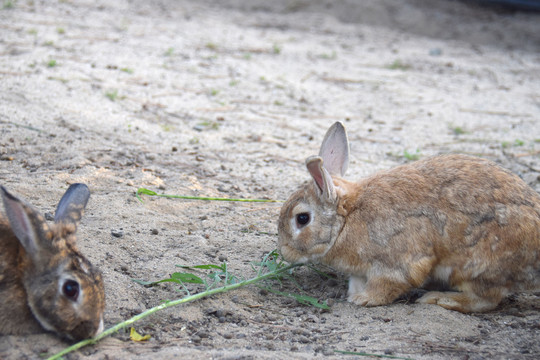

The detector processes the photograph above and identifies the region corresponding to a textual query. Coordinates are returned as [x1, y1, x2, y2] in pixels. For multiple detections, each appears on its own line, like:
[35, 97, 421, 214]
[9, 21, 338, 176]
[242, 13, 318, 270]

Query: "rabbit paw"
[348, 293, 391, 307]
[417, 291, 499, 313]
[348, 276, 410, 307]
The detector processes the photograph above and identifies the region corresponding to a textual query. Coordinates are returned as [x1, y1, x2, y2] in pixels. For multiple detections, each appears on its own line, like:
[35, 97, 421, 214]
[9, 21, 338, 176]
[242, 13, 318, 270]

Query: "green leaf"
[170, 272, 204, 284]
[131, 272, 204, 286]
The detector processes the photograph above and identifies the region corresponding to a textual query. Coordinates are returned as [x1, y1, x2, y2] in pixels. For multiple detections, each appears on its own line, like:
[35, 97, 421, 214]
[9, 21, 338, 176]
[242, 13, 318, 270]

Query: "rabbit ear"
[54, 183, 90, 225]
[0, 186, 51, 258]
[306, 156, 337, 203]
[319, 122, 349, 176]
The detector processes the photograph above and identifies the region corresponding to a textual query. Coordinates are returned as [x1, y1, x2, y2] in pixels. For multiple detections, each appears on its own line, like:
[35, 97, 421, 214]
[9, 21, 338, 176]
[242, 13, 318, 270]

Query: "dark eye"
[62, 280, 80, 301]
[296, 212, 310, 227]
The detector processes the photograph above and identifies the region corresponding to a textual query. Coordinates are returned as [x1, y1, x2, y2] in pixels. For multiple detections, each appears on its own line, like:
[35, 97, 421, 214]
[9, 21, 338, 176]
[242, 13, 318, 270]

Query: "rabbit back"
[323, 154, 540, 311]
[0, 218, 44, 335]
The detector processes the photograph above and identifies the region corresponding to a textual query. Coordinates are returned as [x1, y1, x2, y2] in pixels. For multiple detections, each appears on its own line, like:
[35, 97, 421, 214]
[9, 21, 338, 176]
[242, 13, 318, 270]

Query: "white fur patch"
[432, 265, 452, 284]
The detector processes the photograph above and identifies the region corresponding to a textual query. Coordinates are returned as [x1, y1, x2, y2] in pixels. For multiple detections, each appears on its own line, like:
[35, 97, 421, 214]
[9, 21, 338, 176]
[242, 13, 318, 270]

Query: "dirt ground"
[1, 0, 539, 359]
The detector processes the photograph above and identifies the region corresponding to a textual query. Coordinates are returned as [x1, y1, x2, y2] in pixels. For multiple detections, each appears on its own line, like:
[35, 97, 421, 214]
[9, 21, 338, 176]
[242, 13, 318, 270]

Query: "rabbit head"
[0, 184, 105, 341]
[278, 122, 353, 264]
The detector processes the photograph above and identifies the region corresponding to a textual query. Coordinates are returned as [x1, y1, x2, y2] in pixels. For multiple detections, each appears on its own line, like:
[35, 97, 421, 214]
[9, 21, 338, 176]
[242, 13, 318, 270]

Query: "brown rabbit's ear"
[0, 186, 52, 258]
[54, 183, 90, 226]
[306, 156, 337, 203]
[319, 121, 349, 176]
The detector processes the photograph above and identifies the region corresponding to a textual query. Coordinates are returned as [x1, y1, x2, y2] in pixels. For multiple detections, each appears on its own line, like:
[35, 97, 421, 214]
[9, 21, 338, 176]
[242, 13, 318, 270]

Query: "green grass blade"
[334, 350, 415, 360]
[136, 187, 283, 203]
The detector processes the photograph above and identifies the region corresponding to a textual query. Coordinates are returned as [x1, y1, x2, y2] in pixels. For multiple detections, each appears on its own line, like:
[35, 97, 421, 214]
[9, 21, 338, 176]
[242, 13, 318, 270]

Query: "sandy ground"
[0, 0, 539, 359]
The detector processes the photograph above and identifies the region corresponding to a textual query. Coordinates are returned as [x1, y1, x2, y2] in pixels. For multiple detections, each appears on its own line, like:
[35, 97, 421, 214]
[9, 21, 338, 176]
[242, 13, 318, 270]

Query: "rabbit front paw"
[348, 275, 410, 307]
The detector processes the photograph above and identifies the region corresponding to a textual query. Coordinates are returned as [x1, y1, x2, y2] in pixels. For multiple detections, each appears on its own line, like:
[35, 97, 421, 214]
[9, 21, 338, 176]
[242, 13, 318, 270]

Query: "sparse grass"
[272, 43, 282, 54]
[209, 89, 219, 96]
[502, 139, 525, 148]
[451, 126, 466, 136]
[160, 124, 173, 132]
[47, 250, 321, 360]
[2, 0, 15, 9]
[164, 47, 174, 56]
[319, 51, 337, 60]
[193, 120, 220, 132]
[47, 76, 68, 83]
[44, 40, 54, 46]
[120, 67, 133, 74]
[56, 27, 65, 34]
[403, 149, 421, 161]
[205, 42, 217, 50]
[387, 59, 411, 71]
[105, 89, 119, 101]
[47, 59, 57, 67]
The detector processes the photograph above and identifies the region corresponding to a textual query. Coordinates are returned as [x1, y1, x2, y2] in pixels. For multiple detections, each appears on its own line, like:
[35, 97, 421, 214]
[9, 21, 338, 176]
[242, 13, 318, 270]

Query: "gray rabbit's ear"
[319, 122, 349, 176]
[1, 186, 51, 258]
[306, 156, 337, 203]
[54, 183, 90, 225]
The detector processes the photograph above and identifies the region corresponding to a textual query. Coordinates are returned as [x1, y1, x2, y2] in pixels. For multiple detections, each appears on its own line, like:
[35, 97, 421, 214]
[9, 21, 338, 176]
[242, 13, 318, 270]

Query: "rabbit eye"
[296, 213, 310, 227]
[62, 280, 80, 301]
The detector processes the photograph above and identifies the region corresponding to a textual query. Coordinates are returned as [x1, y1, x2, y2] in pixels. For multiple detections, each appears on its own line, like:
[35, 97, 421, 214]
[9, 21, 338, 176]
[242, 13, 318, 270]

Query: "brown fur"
[0, 185, 105, 340]
[278, 122, 540, 313]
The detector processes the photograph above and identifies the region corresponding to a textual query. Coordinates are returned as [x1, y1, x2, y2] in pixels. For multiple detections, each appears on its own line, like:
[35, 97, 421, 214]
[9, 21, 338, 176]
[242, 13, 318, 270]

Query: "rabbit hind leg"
[417, 286, 505, 313]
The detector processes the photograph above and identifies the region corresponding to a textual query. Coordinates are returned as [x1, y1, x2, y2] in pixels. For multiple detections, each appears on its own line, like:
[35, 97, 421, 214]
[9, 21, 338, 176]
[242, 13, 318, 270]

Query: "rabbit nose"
[70, 318, 103, 341]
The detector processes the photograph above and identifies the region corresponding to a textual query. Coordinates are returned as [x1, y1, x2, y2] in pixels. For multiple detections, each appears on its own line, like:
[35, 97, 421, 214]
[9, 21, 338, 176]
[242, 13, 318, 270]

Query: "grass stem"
[136, 187, 283, 203]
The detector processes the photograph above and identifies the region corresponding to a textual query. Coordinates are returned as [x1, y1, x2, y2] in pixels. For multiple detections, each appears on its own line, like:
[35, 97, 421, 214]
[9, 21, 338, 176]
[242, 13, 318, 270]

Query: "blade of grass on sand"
[136, 187, 283, 203]
[334, 350, 415, 360]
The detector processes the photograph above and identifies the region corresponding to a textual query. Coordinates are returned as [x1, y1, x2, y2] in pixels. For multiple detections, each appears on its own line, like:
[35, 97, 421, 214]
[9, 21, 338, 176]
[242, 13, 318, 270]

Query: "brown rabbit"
[0, 184, 105, 340]
[278, 122, 540, 313]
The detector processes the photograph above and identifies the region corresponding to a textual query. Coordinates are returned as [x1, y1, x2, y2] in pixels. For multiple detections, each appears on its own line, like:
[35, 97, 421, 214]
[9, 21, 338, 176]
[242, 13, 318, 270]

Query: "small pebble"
[44, 212, 54, 221]
[150, 228, 159, 235]
[218, 255, 228, 262]
[111, 229, 124, 238]
[322, 348, 334, 356]
[191, 335, 201, 343]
